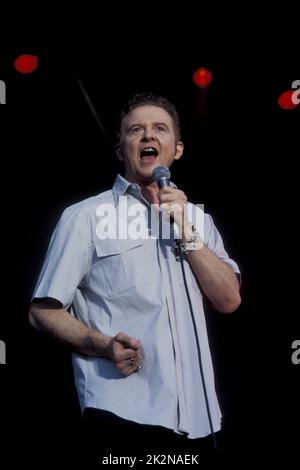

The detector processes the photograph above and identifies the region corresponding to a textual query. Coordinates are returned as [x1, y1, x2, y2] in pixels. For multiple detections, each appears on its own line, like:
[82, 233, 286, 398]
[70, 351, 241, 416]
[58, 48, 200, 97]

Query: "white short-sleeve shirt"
[33, 175, 240, 439]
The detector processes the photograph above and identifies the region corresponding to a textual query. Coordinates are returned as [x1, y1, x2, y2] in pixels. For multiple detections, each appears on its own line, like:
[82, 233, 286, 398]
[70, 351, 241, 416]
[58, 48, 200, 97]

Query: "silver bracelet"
[179, 225, 201, 254]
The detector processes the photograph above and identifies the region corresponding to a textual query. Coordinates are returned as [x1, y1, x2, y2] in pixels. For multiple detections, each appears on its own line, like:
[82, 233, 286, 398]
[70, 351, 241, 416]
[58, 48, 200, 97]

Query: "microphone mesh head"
[152, 166, 171, 183]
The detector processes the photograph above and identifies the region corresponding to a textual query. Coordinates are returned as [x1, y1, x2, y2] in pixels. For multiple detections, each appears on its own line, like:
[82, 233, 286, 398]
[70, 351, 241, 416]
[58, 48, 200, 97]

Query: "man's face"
[118, 105, 184, 183]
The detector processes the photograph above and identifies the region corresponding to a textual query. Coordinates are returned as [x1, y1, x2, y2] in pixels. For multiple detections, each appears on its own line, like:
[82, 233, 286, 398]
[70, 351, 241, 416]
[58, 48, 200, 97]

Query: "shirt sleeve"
[204, 213, 240, 275]
[187, 203, 240, 275]
[32, 205, 93, 309]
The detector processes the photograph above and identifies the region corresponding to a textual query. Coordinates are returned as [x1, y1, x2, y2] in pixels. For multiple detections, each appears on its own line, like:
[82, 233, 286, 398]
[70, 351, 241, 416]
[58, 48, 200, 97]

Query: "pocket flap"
[95, 238, 144, 257]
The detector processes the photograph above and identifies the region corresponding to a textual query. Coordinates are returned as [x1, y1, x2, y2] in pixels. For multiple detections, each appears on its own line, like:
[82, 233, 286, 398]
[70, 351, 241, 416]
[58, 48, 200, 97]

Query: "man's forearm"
[29, 302, 112, 357]
[182, 225, 241, 313]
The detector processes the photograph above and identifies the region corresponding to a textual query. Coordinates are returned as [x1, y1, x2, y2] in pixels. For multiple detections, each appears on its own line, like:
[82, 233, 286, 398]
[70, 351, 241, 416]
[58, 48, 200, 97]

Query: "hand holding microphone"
[152, 166, 189, 235]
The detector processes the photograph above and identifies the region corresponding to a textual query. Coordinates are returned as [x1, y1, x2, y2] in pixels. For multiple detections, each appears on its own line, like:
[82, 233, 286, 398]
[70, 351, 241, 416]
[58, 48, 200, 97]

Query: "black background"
[1, 27, 299, 466]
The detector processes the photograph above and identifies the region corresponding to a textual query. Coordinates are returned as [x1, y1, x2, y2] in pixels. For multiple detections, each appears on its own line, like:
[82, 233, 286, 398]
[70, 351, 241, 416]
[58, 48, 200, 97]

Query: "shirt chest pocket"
[92, 238, 149, 297]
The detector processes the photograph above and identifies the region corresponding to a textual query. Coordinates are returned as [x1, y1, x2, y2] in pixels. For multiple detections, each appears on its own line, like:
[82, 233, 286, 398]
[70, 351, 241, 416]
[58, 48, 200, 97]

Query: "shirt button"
[130, 184, 140, 193]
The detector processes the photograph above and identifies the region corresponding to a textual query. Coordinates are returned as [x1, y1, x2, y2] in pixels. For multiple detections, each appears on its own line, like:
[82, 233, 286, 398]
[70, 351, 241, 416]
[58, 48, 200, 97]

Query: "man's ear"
[115, 144, 123, 161]
[174, 141, 184, 160]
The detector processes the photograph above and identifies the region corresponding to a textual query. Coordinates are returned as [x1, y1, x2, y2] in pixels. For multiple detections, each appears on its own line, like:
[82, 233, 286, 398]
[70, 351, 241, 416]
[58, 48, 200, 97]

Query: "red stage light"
[278, 90, 298, 110]
[14, 54, 38, 74]
[193, 68, 212, 88]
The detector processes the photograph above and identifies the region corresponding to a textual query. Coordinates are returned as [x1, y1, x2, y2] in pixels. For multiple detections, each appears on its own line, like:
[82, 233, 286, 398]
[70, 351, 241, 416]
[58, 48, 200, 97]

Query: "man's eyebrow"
[127, 122, 170, 130]
[153, 122, 169, 127]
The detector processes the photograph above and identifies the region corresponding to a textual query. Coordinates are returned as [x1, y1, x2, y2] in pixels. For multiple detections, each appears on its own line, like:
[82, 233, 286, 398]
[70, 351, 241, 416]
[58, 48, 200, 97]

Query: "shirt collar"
[112, 173, 177, 206]
[113, 174, 136, 205]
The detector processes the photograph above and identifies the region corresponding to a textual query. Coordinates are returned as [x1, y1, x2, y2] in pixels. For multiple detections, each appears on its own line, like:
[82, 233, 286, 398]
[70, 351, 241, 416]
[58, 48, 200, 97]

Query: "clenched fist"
[107, 332, 143, 376]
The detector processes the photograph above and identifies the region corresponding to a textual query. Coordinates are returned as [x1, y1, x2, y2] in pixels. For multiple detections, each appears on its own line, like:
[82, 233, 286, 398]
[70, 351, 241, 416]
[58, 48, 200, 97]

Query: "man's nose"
[141, 127, 155, 141]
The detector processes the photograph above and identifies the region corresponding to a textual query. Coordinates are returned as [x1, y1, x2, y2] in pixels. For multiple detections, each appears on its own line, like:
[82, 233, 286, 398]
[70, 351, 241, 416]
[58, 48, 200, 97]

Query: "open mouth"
[140, 147, 158, 161]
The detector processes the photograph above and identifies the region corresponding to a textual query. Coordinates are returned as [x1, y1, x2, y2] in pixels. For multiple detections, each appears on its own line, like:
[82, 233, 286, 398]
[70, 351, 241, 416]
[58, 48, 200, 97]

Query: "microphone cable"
[174, 237, 218, 451]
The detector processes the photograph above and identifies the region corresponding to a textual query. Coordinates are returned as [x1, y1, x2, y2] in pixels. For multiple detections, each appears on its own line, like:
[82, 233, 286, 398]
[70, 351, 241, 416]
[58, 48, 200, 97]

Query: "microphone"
[152, 166, 181, 239]
[152, 166, 171, 188]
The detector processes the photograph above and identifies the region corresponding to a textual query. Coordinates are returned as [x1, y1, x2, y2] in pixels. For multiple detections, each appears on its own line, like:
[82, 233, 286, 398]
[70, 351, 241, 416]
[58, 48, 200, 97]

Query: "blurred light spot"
[193, 67, 212, 88]
[278, 90, 298, 110]
[14, 54, 38, 74]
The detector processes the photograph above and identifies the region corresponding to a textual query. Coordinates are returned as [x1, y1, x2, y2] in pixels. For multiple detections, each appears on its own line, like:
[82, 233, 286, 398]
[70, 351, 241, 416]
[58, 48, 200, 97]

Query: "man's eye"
[157, 126, 166, 132]
[131, 127, 142, 134]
